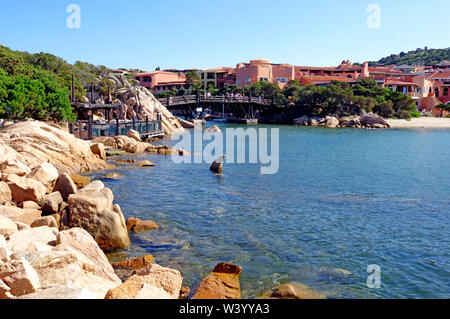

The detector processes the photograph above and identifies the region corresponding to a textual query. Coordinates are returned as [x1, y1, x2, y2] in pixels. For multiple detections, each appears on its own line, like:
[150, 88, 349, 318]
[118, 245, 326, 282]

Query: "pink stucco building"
[235, 59, 295, 89]
[134, 71, 190, 94]
[235, 59, 367, 89]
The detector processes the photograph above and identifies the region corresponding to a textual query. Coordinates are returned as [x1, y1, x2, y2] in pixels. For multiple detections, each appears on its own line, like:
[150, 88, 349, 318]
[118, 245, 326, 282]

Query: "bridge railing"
[157, 95, 273, 107]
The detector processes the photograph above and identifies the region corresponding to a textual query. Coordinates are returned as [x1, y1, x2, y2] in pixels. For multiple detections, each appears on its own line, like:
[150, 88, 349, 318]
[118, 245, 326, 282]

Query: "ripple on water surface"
[91, 125, 450, 298]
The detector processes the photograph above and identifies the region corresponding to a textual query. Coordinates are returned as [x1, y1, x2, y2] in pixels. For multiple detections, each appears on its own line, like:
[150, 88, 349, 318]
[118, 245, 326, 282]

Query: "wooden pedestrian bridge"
[158, 94, 274, 108]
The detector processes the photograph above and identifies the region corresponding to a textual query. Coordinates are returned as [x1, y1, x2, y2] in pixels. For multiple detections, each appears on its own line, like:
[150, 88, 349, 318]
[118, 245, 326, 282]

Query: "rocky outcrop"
[1, 225, 123, 299]
[135, 160, 156, 167]
[99, 72, 184, 135]
[92, 137, 118, 149]
[204, 125, 221, 133]
[94, 135, 190, 158]
[111, 255, 154, 270]
[210, 155, 226, 174]
[126, 217, 159, 232]
[192, 262, 242, 299]
[105, 264, 183, 299]
[18, 249, 117, 299]
[293, 113, 390, 129]
[359, 113, 391, 128]
[104, 172, 124, 180]
[90, 143, 106, 160]
[0, 120, 108, 173]
[114, 85, 184, 135]
[179, 286, 190, 299]
[68, 181, 130, 250]
[269, 282, 325, 299]
[127, 129, 141, 142]
[177, 117, 195, 129]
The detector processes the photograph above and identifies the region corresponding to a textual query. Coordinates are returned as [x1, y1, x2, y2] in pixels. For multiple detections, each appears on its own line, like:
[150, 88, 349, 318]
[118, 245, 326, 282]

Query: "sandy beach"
[386, 117, 450, 129]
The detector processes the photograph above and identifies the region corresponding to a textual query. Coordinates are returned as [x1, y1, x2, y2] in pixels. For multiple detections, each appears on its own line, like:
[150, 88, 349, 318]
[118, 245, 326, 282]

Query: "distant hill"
[368, 47, 450, 66]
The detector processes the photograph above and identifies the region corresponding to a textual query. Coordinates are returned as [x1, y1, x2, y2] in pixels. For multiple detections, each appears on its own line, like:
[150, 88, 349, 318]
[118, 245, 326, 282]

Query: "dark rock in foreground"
[191, 262, 242, 299]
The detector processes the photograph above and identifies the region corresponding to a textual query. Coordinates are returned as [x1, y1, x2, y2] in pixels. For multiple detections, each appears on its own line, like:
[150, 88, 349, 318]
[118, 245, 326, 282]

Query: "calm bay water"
[91, 124, 450, 299]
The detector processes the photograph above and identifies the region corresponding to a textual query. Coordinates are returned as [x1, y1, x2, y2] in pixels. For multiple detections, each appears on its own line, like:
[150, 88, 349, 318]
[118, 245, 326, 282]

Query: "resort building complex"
[134, 58, 450, 115]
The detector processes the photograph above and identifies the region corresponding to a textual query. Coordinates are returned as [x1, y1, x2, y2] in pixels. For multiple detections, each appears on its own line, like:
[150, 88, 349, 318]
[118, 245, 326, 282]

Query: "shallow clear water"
[90, 124, 450, 299]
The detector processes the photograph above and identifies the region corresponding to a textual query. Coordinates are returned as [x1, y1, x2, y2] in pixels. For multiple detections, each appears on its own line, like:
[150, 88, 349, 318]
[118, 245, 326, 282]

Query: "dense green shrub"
[282, 79, 417, 119]
[0, 45, 77, 122]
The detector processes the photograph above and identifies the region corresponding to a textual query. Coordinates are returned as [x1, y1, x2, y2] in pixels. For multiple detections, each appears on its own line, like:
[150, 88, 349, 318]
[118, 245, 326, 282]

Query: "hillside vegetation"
[369, 47, 450, 66]
[0, 45, 108, 121]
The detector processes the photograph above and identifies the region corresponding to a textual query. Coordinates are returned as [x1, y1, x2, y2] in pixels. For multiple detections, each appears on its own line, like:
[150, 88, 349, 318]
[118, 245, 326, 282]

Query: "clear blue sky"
[1, 0, 449, 71]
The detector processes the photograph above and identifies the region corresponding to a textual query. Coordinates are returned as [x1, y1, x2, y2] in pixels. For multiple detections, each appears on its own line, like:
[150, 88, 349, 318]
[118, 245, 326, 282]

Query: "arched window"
[435, 87, 440, 96]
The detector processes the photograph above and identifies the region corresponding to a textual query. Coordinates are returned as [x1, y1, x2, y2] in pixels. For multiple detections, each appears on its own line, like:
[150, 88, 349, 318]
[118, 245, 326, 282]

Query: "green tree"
[185, 71, 201, 86]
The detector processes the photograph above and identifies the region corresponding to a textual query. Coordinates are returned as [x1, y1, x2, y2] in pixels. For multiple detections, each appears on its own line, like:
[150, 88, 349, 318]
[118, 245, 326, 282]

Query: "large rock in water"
[68, 181, 129, 250]
[192, 262, 242, 299]
[204, 125, 221, 133]
[127, 129, 141, 142]
[293, 116, 310, 126]
[105, 264, 183, 299]
[176, 117, 195, 129]
[111, 255, 154, 270]
[210, 155, 226, 174]
[126, 217, 159, 232]
[1, 120, 108, 173]
[270, 282, 325, 299]
[359, 113, 390, 128]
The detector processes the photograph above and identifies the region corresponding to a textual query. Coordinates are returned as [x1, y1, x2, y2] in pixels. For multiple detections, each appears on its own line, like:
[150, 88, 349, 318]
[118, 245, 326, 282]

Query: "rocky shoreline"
[0, 119, 227, 299]
[0, 119, 325, 300]
[293, 113, 390, 129]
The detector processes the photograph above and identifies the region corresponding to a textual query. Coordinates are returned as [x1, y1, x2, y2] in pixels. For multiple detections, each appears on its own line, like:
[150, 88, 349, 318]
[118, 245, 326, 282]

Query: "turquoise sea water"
[92, 124, 450, 299]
